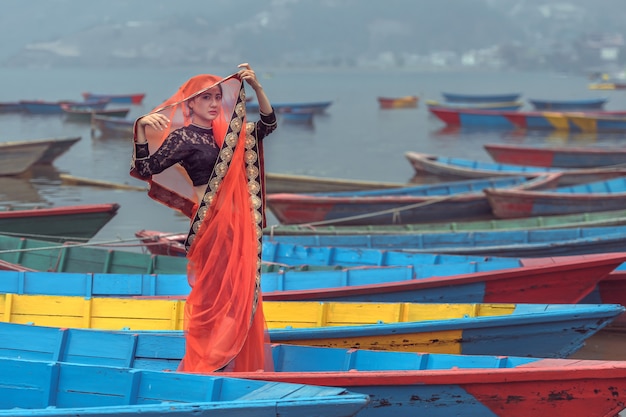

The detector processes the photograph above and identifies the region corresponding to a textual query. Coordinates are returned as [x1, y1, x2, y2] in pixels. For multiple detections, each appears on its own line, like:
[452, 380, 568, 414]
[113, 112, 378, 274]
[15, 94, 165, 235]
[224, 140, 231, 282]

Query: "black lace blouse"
[134, 111, 277, 186]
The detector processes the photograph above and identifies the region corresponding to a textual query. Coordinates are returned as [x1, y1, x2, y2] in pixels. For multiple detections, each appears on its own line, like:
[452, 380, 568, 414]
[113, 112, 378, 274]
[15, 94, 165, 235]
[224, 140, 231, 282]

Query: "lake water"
[2, 66, 626, 370]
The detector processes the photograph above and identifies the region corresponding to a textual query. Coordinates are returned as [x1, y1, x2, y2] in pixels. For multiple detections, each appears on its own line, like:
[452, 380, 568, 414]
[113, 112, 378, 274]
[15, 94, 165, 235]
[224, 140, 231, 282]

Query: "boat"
[267, 223, 626, 257]
[0, 293, 620, 357]
[19, 98, 109, 114]
[265, 175, 560, 226]
[263, 208, 626, 235]
[61, 104, 130, 122]
[0, 233, 397, 273]
[429, 107, 626, 130]
[0, 139, 52, 175]
[429, 107, 516, 128]
[4, 324, 626, 417]
[90, 113, 134, 136]
[0, 356, 368, 417]
[248, 100, 333, 114]
[404, 151, 626, 185]
[589, 81, 626, 90]
[265, 172, 407, 193]
[425, 99, 523, 111]
[81, 91, 146, 104]
[485, 176, 626, 219]
[484, 142, 626, 168]
[377, 95, 419, 109]
[26, 136, 81, 164]
[528, 97, 608, 110]
[441, 92, 521, 103]
[5, 252, 624, 305]
[0, 203, 120, 243]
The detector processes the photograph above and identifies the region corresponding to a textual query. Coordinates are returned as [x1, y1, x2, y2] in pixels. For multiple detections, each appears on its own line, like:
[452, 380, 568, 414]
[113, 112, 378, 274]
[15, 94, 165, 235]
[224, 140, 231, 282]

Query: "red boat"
[377, 95, 419, 109]
[81, 92, 146, 105]
[484, 142, 626, 168]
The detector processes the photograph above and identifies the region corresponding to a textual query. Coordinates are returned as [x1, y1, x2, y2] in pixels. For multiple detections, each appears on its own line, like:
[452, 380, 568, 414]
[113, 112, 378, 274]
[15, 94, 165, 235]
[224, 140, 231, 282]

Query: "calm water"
[2, 66, 626, 369]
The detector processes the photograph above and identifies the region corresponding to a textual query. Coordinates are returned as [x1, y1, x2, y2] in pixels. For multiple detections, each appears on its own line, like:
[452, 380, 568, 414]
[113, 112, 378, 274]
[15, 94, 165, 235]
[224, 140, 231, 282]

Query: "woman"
[131, 63, 277, 373]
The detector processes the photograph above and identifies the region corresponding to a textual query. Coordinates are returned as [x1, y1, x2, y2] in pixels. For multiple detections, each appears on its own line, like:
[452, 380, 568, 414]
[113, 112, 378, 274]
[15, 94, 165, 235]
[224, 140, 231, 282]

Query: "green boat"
[263, 208, 626, 235]
[0, 234, 344, 274]
[0, 203, 120, 243]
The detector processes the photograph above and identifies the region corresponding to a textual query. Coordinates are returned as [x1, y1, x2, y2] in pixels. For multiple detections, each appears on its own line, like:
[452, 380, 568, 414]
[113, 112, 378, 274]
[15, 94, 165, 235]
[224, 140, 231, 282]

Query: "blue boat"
[0, 356, 368, 417]
[405, 151, 626, 185]
[266, 223, 626, 257]
[529, 97, 608, 110]
[3, 322, 626, 417]
[426, 99, 524, 111]
[247, 100, 332, 114]
[441, 92, 521, 103]
[19, 98, 109, 114]
[0, 293, 619, 358]
[1, 251, 623, 304]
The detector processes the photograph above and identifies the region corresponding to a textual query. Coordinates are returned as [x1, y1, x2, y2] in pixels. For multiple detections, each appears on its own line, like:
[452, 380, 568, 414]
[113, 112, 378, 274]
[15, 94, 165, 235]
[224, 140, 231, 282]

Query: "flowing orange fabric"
[130, 73, 272, 373]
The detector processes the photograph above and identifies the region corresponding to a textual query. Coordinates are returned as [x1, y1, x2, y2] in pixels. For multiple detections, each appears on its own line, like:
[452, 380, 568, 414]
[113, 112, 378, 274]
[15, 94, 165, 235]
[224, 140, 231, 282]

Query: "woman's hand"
[237, 63, 263, 91]
[138, 113, 170, 131]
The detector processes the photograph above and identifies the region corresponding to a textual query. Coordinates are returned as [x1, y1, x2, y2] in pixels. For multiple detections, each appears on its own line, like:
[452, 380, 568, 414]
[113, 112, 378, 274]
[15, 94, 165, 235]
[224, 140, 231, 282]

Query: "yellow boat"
[0, 293, 620, 357]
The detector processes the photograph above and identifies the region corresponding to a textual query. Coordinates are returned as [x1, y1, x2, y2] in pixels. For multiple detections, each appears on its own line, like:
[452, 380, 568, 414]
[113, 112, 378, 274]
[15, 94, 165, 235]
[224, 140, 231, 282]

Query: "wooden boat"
[5, 252, 625, 305]
[0, 356, 368, 417]
[19, 98, 109, 114]
[429, 107, 516, 128]
[528, 97, 608, 110]
[404, 151, 626, 185]
[248, 100, 333, 114]
[265, 175, 560, 226]
[426, 99, 523, 111]
[265, 172, 407, 193]
[0, 233, 396, 273]
[4, 324, 626, 417]
[267, 224, 626, 257]
[0, 203, 120, 243]
[589, 81, 626, 90]
[0, 139, 51, 175]
[0, 293, 620, 357]
[26, 136, 81, 164]
[377, 95, 419, 109]
[485, 176, 626, 219]
[81, 91, 146, 104]
[441, 92, 521, 103]
[61, 104, 130, 122]
[484, 142, 626, 168]
[264, 208, 626, 235]
[90, 113, 134, 136]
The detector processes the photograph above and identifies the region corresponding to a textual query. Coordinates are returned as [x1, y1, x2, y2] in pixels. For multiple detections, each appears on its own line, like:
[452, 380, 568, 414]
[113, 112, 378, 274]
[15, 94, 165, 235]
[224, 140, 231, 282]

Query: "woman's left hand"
[237, 63, 262, 91]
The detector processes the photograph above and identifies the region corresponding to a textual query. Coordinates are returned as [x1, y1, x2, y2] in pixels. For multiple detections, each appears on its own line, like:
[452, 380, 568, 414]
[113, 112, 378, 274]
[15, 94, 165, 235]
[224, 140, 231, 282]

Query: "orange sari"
[130, 73, 271, 373]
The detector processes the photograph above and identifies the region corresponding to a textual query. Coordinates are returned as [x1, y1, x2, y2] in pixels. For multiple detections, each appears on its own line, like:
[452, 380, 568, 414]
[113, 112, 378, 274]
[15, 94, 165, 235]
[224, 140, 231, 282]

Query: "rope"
[0, 232, 186, 255]
[285, 192, 467, 228]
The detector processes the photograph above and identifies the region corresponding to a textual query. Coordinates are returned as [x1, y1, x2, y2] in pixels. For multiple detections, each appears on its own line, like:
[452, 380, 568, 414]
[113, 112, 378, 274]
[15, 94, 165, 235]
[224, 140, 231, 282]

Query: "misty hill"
[2, 0, 625, 70]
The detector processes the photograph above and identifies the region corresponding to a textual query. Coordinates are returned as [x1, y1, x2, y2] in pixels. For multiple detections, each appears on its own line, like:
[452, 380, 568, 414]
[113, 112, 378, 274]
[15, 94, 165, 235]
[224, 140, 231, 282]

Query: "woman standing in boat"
[131, 63, 277, 373]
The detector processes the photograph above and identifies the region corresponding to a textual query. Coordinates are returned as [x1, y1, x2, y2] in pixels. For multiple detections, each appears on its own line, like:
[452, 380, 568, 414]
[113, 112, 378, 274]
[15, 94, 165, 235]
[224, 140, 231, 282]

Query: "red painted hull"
[485, 143, 626, 168]
[378, 96, 419, 109]
[221, 361, 626, 417]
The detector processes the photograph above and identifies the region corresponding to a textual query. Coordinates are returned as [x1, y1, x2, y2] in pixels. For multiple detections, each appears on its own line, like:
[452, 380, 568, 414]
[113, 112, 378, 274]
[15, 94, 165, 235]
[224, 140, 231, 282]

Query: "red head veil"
[131, 73, 271, 373]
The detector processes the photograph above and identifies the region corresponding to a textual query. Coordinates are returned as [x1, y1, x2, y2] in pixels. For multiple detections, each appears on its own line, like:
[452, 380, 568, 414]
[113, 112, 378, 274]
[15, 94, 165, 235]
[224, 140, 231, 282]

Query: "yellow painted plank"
[0, 294, 514, 330]
[542, 112, 571, 130]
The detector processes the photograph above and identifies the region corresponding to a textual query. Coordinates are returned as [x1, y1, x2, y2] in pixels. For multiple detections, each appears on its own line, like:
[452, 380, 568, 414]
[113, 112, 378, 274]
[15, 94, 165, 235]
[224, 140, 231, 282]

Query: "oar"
[59, 174, 147, 191]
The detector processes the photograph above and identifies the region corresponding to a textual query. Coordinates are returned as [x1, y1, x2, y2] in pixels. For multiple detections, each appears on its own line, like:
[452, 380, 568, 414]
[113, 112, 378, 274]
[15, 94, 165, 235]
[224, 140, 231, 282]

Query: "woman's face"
[188, 85, 222, 126]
